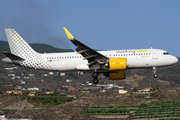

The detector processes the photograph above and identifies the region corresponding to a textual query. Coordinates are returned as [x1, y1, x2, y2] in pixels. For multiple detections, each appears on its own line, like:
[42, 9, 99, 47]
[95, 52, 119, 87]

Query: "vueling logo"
[136, 50, 148, 53]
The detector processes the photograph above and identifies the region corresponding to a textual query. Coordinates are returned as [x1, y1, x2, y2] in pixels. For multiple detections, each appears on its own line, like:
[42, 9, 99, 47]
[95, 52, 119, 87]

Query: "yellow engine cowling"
[109, 70, 125, 80]
[108, 58, 127, 71]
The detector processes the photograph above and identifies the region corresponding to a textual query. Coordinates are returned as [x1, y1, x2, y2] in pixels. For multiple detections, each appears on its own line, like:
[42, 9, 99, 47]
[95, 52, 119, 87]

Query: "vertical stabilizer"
[5, 29, 36, 56]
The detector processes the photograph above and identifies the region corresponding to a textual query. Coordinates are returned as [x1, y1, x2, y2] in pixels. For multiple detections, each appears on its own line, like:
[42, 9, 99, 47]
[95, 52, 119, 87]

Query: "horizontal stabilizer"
[3, 52, 24, 61]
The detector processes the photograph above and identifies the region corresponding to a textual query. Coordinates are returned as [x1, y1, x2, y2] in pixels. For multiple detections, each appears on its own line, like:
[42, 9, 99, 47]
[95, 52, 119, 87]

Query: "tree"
[131, 87, 138, 92]
[42, 88, 45, 91]
[139, 103, 148, 109]
[23, 91, 29, 95]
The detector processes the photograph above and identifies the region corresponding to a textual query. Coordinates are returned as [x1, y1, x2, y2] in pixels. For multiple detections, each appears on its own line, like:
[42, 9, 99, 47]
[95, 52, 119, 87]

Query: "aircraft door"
[152, 49, 158, 59]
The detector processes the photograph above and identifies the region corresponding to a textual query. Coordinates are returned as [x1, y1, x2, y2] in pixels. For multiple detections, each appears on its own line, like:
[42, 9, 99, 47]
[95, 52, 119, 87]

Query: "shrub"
[139, 103, 148, 109]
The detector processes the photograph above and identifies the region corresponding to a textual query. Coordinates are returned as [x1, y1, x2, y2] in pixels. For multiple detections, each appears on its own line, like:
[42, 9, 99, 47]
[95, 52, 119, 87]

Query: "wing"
[63, 27, 109, 70]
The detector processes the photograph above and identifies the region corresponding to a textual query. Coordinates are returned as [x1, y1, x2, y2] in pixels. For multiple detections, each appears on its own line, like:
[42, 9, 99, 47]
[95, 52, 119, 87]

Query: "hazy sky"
[0, 0, 180, 57]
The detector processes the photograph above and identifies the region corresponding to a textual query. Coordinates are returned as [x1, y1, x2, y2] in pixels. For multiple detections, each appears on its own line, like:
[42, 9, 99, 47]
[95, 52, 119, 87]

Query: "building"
[28, 88, 39, 91]
[60, 73, 65, 76]
[100, 90, 106, 92]
[7, 90, 22, 95]
[49, 72, 54, 75]
[144, 88, 153, 92]
[29, 74, 35, 77]
[15, 85, 22, 90]
[4, 68, 13, 70]
[45, 91, 54, 94]
[28, 93, 35, 96]
[8, 74, 15, 77]
[119, 89, 128, 94]
[43, 74, 48, 76]
[0, 111, 5, 119]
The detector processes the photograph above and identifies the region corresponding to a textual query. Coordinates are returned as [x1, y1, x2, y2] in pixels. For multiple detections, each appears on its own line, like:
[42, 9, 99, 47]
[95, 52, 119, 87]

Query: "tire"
[92, 72, 98, 78]
[153, 74, 158, 78]
[93, 78, 98, 84]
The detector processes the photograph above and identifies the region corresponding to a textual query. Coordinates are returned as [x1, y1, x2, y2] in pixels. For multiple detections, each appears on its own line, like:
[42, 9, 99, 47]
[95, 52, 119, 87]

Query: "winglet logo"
[15, 37, 18, 40]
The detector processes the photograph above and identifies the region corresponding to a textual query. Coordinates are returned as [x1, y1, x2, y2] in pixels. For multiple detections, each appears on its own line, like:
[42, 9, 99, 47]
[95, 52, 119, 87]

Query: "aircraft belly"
[66, 62, 76, 70]
[128, 57, 153, 68]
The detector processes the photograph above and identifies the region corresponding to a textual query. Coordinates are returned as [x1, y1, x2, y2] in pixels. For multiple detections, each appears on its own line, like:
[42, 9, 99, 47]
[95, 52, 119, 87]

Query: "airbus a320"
[2, 28, 178, 84]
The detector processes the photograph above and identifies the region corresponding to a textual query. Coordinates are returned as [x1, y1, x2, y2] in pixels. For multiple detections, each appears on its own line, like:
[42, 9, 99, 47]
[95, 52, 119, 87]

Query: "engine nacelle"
[109, 70, 125, 80]
[108, 58, 127, 71]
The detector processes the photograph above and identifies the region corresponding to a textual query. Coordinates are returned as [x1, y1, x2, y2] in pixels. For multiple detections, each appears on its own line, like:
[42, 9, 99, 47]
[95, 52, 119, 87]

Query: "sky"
[0, 0, 180, 57]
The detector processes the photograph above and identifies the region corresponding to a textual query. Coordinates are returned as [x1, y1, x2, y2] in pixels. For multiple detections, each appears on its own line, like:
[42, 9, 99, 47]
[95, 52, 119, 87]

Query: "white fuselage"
[29, 48, 178, 72]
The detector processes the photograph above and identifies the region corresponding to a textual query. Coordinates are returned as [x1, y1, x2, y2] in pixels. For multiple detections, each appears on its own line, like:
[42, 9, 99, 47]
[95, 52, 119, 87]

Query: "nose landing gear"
[153, 67, 158, 78]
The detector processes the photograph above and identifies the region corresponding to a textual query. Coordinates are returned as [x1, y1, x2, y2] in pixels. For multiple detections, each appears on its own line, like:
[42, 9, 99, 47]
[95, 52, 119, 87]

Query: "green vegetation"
[80, 100, 180, 119]
[0, 109, 17, 111]
[80, 108, 130, 115]
[139, 103, 148, 109]
[80, 105, 138, 115]
[131, 87, 138, 92]
[132, 100, 180, 119]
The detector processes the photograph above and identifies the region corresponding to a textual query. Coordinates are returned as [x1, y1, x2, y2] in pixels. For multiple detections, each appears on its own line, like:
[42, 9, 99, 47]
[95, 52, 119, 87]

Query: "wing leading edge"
[63, 27, 109, 69]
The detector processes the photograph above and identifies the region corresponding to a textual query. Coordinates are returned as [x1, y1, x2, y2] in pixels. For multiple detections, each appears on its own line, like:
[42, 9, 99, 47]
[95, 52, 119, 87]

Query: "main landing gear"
[153, 67, 158, 78]
[92, 72, 99, 84]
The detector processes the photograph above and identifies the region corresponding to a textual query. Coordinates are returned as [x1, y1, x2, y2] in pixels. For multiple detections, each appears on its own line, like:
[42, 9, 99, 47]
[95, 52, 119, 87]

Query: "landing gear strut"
[92, 72, 99, 84]
[153, 67, 158, 78]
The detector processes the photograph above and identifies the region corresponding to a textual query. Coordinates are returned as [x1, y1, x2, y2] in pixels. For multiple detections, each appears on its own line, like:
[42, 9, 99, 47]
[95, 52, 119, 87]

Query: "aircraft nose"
[171, 56, 178, 64]
[174, 57, 178, 63]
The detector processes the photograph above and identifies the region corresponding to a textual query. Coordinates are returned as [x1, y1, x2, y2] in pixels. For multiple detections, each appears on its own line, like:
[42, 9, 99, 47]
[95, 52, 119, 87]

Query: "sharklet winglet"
[63, 27, 74, 40]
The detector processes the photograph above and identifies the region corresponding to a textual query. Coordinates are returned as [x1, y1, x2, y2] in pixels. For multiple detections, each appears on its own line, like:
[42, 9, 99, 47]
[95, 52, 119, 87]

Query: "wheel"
[153, 74, 158, 78]
[93, 78, 98, 84]
[92, 72, 98, 78]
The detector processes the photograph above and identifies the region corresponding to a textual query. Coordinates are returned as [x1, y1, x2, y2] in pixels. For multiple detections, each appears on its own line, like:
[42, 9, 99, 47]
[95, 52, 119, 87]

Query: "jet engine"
[106, 58, 127, 70]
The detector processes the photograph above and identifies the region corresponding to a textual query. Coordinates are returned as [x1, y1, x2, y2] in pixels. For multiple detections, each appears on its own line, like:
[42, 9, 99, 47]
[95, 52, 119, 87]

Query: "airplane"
[2, 28, 178, 84]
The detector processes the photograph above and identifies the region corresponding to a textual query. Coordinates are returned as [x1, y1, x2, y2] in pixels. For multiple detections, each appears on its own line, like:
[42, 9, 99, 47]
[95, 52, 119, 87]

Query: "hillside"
[0, 40, 73, 59]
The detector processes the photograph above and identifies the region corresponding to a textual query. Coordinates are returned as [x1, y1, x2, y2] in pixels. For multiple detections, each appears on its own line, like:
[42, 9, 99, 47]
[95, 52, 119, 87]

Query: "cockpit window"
[163, 52, 169, 55]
